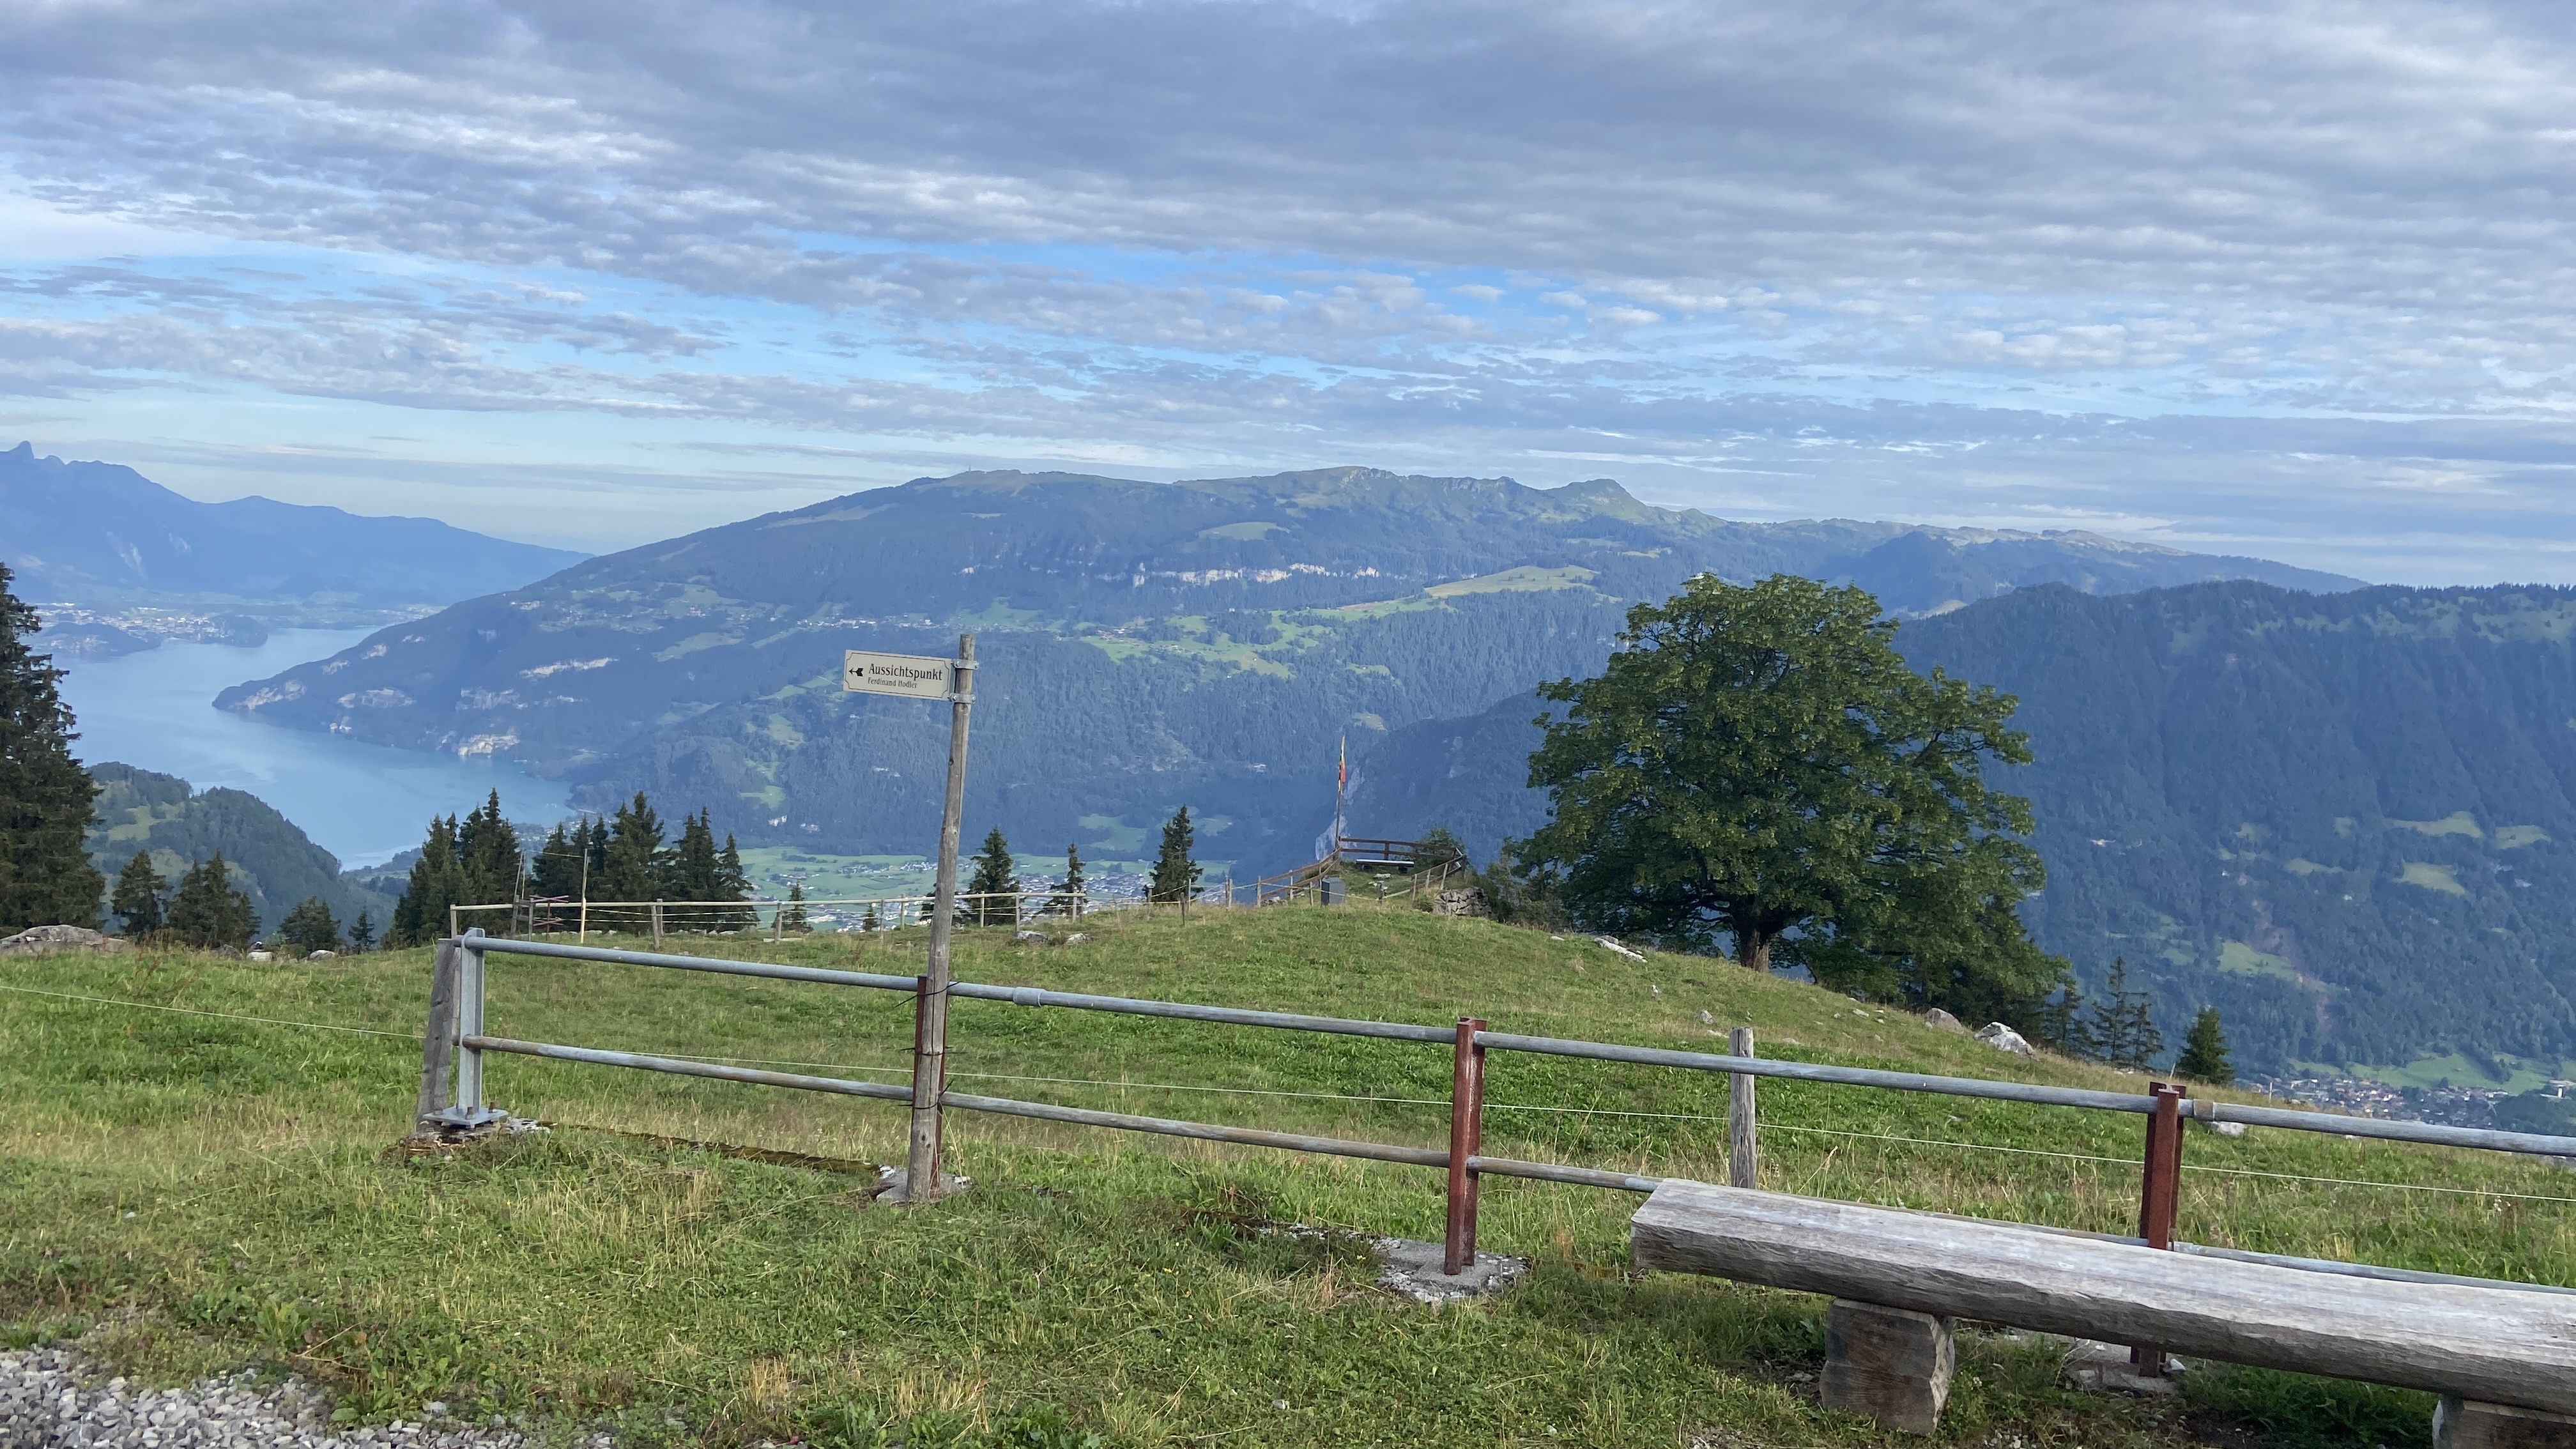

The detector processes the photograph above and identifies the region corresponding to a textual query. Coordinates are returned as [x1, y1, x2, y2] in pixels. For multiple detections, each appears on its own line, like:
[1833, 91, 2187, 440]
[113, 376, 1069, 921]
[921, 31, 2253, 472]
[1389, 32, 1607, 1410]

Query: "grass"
[6, 906, 2569, 1447]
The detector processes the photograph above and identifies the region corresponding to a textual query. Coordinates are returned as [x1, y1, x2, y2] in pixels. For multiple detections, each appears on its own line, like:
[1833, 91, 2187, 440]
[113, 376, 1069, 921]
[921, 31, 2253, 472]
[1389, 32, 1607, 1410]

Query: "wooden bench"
[1631, 1179, 2576, 1443]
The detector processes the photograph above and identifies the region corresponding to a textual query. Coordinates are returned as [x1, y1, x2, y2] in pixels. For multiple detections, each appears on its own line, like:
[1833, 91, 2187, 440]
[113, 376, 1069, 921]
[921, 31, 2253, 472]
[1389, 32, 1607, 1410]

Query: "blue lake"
[54, 629, 569, 868]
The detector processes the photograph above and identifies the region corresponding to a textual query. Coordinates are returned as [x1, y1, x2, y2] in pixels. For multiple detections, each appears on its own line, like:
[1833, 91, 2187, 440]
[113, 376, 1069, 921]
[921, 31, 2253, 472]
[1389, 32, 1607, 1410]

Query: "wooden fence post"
[415, 937, 461, 1128]
[2132, 1080, 2186, 1374]
[1445, 1016, 1488, 1274]
[1729, 1026, 1759, 1189]
[651, 899, 664, 949]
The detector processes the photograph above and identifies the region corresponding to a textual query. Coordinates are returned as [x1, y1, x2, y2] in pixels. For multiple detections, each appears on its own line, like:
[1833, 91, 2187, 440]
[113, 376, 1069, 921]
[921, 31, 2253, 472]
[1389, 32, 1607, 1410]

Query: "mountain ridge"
[208, 465, 2363, 876]
[0, 443, 588, 632]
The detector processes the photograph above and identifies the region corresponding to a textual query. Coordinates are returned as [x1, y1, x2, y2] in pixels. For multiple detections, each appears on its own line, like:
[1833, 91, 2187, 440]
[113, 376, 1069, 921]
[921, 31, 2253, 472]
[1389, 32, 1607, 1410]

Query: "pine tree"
[862, 900, 880, 933]
[2174, 1006, 2234, 1085]
[457, 790, 523, 905]
[529, 821, 585, 900]
[782, 880, 809, 933]
[599, 792, 667, 932]
[111, 849, 166, 937]
[717, 831, 756, 931]
[1149, 807, 1200, 905]
[670, 809, 723, 931]
[967, 826, 1017, 925]
[277, 896, 342, 956]
[348, 909, 376, 953]
[389, 815, 468, 947]
[2085, 957, 2165, 1071]
[165, 853, 255, 950]
[1054, 842, 1085, 919]
[0, 562, 104, 931]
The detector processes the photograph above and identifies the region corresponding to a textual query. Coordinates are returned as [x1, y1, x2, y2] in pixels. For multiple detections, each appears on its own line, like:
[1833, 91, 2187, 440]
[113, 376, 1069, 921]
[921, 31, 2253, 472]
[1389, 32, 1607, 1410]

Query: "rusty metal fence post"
[1445, 1016, 1487, 1274]
[1728, 1026, 1759, 1189]
[2132, 1080, 2186, 1373]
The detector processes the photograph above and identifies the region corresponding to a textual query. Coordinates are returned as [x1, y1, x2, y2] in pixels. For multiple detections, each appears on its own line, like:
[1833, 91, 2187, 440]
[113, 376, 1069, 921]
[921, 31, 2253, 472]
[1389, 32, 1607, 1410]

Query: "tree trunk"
[1737, 926, 1773, 972]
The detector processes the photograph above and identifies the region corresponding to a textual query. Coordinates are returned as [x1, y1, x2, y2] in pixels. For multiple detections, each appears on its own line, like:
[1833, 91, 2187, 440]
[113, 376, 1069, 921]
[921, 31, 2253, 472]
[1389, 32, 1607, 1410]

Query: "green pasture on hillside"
[4, 906, 2569, 1448]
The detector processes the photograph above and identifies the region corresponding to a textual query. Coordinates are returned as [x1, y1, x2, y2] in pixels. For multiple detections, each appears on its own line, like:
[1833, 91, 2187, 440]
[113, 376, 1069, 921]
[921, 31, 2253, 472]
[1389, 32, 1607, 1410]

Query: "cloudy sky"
[6, 1, 2576, 579]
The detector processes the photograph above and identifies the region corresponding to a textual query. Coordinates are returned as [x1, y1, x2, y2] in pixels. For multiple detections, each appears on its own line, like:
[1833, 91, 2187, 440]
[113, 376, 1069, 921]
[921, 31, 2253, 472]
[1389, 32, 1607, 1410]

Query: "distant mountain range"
[213, 465, 2360, 877]
[1, 442, 587, 650]
[86, 763, 395, 935]
[1349, 581, 2576, 1077]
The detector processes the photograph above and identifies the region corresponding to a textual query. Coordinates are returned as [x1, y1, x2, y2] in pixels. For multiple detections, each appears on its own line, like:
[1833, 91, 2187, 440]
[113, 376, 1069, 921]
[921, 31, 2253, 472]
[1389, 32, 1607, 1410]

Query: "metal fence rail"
[417, 928, 2576, 1291]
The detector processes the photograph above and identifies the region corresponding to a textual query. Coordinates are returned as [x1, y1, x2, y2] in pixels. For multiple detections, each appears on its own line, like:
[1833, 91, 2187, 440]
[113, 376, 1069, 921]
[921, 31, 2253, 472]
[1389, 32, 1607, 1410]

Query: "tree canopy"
[1149, 807, 1200, 904]
[0, 562, 103, 931]
[1520, 573, 2069, 1022]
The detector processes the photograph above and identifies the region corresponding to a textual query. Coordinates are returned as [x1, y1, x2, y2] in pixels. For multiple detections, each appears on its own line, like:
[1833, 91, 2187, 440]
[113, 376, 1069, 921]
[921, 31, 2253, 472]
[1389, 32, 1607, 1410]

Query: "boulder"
[1923, 1008, 1966, 1033]
[1975, 1022, 2035, 1057]
[307, 949, 336, 960]
[1595, 935, 1647, 963]
[0, 924, 128, 956]
[247, 949, 273, 962]
[1432, 887, 1492, 919]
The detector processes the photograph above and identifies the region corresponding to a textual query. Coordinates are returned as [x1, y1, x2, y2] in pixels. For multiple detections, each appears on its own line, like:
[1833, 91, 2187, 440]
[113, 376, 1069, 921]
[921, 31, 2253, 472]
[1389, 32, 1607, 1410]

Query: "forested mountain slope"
[215, 466, 2355, 873]
[84, 763, 394, 935]
[1349, 583, 2576, 1074]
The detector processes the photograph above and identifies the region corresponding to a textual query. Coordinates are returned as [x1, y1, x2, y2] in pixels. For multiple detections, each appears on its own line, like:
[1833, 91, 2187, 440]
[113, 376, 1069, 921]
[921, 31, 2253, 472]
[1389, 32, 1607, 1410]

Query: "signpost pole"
[906, 632, 976, 1203]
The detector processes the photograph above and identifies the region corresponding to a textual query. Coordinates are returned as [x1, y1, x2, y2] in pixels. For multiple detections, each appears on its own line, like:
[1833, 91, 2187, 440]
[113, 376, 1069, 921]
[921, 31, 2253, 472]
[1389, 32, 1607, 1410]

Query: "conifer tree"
[717, 830, 756, 931]
[2085, 957, 2165, 1070]
[670, 809, 723, 930]
[599, 792, 668, 931]
[111, 849, 166, 937]
[0, 562, 104, 931]
[348, 909, 376, 953]
[457, 791, 523, 904]
[277, 896, 342, 956]
[2174, 1006, 2234, 1085]
[1055, 843, 1085, 919]
[1149, 807, 1200, 905]
[782, 880, 808, 933]
[390, 815, 468, 947]
[967, 826, 1017, 924]
[165, 853, 255, 950]
[862, 900, 880, 933]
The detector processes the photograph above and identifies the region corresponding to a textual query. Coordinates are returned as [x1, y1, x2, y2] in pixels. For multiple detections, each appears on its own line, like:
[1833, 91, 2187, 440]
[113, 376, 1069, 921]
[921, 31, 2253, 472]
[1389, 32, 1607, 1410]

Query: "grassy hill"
[6, 906, 2564, 1447]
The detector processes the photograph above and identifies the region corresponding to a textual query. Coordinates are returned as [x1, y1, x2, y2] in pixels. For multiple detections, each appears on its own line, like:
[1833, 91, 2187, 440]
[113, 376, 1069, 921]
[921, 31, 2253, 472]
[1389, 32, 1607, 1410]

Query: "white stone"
[1975, 1022, 2035, 1057]
[1923, 1008, 1966, 1032]
[1594, 935, 1646, 962]
[0, 923, 128, 955]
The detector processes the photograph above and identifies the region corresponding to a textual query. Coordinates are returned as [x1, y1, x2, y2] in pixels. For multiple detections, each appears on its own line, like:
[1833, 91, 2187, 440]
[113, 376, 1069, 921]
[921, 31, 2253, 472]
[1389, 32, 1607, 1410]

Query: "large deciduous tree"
[1520, 573, 2069, 1022]
[0, 562, 104, 931]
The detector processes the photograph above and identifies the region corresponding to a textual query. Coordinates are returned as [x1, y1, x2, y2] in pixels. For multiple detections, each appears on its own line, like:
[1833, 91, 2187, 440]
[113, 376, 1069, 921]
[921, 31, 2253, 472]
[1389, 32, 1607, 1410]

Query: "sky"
[6, 1, 2576, 581]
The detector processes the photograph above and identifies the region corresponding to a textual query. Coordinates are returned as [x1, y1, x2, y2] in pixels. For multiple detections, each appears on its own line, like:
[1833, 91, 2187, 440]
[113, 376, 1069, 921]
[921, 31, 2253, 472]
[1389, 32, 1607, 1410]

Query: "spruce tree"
[165, 853, 255, 950]
[0, 562, 104, 931]
[277, 896, 342, 956]
[111, 849, 166, 937]
[717, 831, 756, 931]
[2085, 957, 2165, 1071]
[348, 909, 376, 953]
[456, 791, 523, 905]
[600, 792, 667, 931]
[967, 826, 1017, 925]
[1149, 807, 1200, 905]
[782, 880, 809, 933]
[390, 815, 467, 947]
[1055, 843, 1085, 919]
[670, 809, 723, 930]
[862, 900, 880, 933]
[2174, 1006, 2234, 1085]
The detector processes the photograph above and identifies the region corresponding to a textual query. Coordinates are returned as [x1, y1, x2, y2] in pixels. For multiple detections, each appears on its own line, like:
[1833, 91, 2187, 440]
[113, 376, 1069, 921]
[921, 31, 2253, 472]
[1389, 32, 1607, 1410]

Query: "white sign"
[843, 649, 955, 700]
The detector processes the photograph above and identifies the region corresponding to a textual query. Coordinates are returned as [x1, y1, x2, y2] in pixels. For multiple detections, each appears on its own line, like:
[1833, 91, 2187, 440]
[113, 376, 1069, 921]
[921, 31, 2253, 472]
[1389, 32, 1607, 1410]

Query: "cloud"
[8, 1, 2576, 579]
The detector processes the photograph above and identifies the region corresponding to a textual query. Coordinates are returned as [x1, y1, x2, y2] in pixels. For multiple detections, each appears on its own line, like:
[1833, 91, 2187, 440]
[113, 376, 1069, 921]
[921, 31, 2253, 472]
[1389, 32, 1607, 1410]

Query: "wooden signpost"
[846, 638, 977, 1202]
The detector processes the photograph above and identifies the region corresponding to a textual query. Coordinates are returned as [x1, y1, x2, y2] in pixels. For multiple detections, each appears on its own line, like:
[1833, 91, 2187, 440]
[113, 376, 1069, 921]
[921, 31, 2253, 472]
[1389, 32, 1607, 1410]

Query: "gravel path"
[0, 1348, 587, 1449]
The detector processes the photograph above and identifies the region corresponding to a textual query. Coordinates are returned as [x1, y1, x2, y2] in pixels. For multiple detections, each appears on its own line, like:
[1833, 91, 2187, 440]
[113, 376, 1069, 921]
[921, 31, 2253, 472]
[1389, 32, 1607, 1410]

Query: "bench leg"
[1821, 1300, 1954, 1435]
[2437, 1398, 2576, 1449]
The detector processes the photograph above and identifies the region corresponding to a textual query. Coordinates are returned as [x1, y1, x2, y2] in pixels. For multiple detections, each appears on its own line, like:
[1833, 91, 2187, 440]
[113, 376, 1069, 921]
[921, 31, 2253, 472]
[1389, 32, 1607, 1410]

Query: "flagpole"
[1335, 732, 1346, 855]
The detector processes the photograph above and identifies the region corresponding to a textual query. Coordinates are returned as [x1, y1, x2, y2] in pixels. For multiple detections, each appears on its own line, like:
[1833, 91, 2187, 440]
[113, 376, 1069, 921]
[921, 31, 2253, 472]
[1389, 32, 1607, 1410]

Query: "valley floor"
[4, 907, 2567, 1447]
